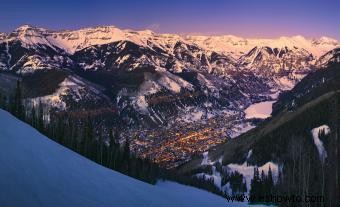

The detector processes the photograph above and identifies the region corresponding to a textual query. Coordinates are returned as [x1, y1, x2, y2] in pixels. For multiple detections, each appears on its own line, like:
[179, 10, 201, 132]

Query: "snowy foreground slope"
[0, 110, 268, 207]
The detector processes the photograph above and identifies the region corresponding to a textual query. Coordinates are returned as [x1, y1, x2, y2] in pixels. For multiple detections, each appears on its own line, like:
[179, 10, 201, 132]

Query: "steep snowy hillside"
[316, 47, 340, 67]
[0, 109, 270, 207]
[238, 46, 313, 74]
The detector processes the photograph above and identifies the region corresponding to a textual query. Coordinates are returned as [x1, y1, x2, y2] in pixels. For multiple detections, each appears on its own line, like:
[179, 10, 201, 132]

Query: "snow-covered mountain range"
[187, 35, 338, 58]
[0, 24, 339, 147]
[1, 25, 338, 72]
[3, 25, 338, 56]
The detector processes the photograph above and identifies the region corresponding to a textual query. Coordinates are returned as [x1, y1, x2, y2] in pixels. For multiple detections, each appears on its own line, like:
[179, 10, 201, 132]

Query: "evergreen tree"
[98, 129, 104, 165]
[123, 139, 131, 174]
[242, 180, 247, 193]
[0, 91, 3, 108]
[108, 128, 118, 168]
[0, 93, 7, 110]
[12, 80, 24, 119]
[260, 170, 266, 196]
[82, 116, 93, 157]
[70, 120, 79, 151]
[267, 166, 274, 194]
[37, 101, 44, 132]
[250, 167, 260, 202]
[56, 116, 65, 144]
[30, 106, 37, 128]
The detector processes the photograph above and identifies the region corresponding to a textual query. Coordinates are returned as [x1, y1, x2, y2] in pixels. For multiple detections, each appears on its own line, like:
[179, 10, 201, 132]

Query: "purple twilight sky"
[1, 0, 339, 39]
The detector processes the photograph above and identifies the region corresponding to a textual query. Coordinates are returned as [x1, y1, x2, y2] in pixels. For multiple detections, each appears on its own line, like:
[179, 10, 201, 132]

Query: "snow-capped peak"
[314, 36, 339, 45]
[185, 34, 339, 58]
[136, 29, 155, 35]
[320, 36, 338, 43]
[13, 24, 48, 35]
[15, 24, 34, 30]
[2, 25, 339, 58]
[0, 32, 6, 41]
[8, 25, 182, 54]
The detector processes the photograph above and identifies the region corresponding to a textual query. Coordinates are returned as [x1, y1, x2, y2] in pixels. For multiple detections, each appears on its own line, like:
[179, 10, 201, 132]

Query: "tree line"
[0, 80, 158, 184]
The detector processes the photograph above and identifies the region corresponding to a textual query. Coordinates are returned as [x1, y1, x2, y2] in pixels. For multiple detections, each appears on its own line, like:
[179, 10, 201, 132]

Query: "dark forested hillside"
[179, 62, 340, 206]
[273, 67, 340, 115]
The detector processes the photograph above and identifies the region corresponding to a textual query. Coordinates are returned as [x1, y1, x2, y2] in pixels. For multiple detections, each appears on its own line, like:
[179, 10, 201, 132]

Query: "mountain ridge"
[1, 24, 338, 57]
